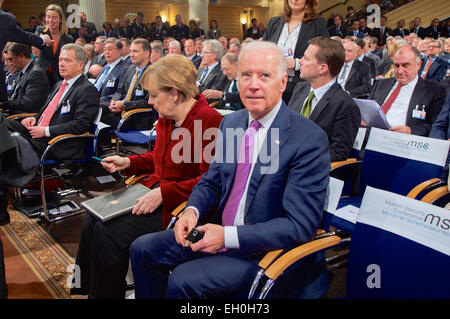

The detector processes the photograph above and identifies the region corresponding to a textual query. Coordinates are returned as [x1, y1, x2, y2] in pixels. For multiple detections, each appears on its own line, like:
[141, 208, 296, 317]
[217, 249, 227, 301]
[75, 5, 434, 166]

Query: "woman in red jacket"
[71, 54, 222, 299]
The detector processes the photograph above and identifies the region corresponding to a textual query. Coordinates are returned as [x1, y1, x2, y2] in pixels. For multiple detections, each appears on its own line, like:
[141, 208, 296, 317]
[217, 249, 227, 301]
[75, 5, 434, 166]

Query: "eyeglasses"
[104, 47, 119, 52]
[201, 51, 213, 55]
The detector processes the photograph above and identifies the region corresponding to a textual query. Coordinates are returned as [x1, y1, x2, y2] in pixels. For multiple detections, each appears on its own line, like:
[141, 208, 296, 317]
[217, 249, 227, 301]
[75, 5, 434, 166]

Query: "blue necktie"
[200, 66, 209, 83]
[95, 65, 110, 91]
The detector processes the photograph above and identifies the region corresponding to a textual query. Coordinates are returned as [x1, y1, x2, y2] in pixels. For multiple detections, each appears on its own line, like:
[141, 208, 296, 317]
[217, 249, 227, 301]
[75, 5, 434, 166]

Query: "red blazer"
[125, 94, 222, 228]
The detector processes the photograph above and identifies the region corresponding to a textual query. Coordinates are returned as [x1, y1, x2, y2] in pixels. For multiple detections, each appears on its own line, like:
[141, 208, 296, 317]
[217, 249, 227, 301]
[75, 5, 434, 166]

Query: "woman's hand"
[132, 187, 163, 215]
[100, 155, 130, 173]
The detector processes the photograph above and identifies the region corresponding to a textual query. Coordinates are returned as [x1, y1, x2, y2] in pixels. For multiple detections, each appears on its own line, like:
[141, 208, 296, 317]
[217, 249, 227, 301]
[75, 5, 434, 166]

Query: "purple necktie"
[222, 120, 262, 226]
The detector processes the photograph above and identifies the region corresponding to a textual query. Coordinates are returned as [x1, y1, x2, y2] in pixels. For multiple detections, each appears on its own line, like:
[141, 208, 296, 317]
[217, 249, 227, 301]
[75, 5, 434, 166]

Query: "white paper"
[353, 98, 390, 130]
[333, 205, 360, 224]
[96, 175, 116, 184]
[324, 177, 344, 213]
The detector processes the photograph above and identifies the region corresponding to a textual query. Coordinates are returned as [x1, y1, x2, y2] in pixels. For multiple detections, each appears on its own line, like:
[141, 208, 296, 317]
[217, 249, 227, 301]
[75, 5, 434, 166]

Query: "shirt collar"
[248, 99, 282, 129]
[21, 60, 33, 74]
[107, 58, 122, 70]
[310, 78, 336, 102]
[65, 73, 83, 87]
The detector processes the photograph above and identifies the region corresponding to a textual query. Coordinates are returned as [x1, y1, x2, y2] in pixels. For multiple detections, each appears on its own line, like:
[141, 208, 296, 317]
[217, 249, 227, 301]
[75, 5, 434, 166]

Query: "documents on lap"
[81, 183, 150, 222]
[353, 98, 390, 130]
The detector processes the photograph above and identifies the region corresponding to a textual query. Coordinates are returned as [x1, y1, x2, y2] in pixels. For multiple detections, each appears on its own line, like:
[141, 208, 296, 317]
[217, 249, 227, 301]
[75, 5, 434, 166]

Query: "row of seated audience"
[0, 0, 449, 299]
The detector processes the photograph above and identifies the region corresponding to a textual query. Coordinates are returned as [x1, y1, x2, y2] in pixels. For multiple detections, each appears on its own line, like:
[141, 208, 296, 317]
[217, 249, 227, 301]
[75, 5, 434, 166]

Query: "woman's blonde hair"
[141, 54, 199, 103]
[43, 4, 68, 34]
[283, 0, 319, 23]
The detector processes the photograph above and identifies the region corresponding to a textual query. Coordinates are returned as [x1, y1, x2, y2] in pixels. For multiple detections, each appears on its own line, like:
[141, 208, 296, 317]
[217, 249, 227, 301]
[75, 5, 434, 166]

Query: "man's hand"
[41, 34, 53, 46]
[285, 57, 296, 70]
[389, 125, 411, 134]
[132, 187, 163, 215]
[190, 223, 225, 254]
[174, 208, 198, 247]
[21, 117, 36, 129]
[202, 89, 223, 99]
[28, 126, 46, 138]
[109, 100, 124, 113]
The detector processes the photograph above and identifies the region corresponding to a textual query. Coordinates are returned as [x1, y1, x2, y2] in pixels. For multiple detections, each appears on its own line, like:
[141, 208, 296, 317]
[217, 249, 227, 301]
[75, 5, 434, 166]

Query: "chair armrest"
[6, 113, 38, 120]
[209, 101, 218, 108]
[121, 108, 154, 120]
[407, 178, 444, 199]
[331, 158, 357, 170]
[125, 174, 150, 186]
[421, 185, 450, 204]
[257, 229, 327, 271]
[47, 132, 93, 145]
[263, 235, 342, 281]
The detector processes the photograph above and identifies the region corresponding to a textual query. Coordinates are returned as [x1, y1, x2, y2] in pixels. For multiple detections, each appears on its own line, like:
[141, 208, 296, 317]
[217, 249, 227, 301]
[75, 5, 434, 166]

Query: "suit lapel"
[294, 22, 310, 57]
[310, 83, 337, 121]
[377, 78, 396, 105]
[292, 84, 310, 114]
[244, 102, 291, 218]
[346, 61, 358, 88]
[408, 78, 424, 117]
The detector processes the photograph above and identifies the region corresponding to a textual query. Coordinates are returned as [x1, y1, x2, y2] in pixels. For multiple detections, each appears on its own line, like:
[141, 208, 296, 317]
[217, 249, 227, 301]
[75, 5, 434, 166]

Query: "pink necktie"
[222, 120, 262, 226]
[38, 80, 68, 127]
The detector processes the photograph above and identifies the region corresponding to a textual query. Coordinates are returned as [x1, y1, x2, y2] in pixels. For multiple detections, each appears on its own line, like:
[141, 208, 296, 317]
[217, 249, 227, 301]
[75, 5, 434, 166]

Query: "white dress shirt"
[301, 78, 337, 115]
[277, 23, 302, 76]
[337, 59, 355, 87]
[384, 75, 419, 127]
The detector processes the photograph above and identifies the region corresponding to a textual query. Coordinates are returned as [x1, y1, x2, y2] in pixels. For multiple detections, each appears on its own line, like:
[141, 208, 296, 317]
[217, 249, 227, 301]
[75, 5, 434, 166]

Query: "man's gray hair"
[169, 39, 181, 50]
[238, 41, 287, 79]
[222, 52, 239, 64]
[61, 43, 87, 64]
[203, 39, 223, 61]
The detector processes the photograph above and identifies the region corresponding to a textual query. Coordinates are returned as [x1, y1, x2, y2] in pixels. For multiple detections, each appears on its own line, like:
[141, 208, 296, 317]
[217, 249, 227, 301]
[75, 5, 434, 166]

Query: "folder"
[81, 183, 150, 222]
[353, 99, 391, 130]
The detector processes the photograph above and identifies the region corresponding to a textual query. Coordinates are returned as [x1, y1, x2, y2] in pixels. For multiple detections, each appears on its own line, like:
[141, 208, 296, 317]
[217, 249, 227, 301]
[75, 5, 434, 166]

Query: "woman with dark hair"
[263, 0, 328, 103]
[207, 19, 221, 39]
[35, 4, 74, 88]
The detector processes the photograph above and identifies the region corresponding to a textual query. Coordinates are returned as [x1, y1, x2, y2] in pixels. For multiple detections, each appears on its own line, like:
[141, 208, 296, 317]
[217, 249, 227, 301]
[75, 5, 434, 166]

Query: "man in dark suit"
[91, 36, 107, 67]
[0, 42, 49, 115]
[354, 38, 377, 79]
[426, 18, 443, 39]
[149, 16, 168, 42]
[203, 53, 242, 110]
[119, 16, 133, 39]
[98, 22, 118, 38]
[328, 15, 347, 38]
[103, 38, 154, 129]
[93, 38, 128, 108]
[131, 12, 149, 39]
[79, 12, 97, 36]
[348, 20, 365, 39]
[0, 0, 51, 101]
[130, 41, 330, 299]
[369, 45, 446, 136]
[429, 94, 450, 179]
[372, 15, 392, 46]
[359, 17, 372, 37]
[196, 39, 225, 93]
[337, 40, 372, 98]
[168, 15, 190, 42]
[184, 39, 202, 69]
[1, 44, 99, 225]
[392, 19, 410, 38]
[419, 39, 449, 83]
[410, 17, 427, 39]
[289, 37, 360, 162]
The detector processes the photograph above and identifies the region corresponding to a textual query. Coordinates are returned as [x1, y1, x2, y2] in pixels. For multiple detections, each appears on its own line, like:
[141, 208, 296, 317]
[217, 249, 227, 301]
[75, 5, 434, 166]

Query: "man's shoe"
[0, 195, 9, 226]
[61, 165, 86, 179]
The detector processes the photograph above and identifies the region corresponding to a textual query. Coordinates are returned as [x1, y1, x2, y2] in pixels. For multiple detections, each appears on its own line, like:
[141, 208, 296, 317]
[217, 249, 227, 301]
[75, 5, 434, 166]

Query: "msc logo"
[407, 140, 429, 149]
[424, 214, 450, 230]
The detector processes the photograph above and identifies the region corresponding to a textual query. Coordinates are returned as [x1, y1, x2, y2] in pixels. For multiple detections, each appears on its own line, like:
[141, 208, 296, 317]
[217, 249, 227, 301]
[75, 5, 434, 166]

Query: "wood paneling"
[105, 0, 160, 24]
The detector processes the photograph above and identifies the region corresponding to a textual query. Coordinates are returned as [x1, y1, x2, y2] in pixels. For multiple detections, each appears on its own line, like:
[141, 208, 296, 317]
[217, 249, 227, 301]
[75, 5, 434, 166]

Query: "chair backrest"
[351, 127, 368, 160]
[358, 127, 450, 196]
[347, 186, 450, 298]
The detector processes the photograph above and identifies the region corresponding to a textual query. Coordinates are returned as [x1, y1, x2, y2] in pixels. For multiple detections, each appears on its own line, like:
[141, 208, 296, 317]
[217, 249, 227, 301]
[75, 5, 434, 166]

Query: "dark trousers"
[70, 206, 162, 299]
[6, 118, 49, 156]
[0, 238, 7, 299]
[129, 229, 261, 299]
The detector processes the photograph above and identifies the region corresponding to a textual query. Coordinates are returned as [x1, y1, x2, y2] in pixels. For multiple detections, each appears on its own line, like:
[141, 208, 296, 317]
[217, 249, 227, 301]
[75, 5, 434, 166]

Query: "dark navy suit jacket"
[187, 102, 330, 254]
[95, 59, 128, 106]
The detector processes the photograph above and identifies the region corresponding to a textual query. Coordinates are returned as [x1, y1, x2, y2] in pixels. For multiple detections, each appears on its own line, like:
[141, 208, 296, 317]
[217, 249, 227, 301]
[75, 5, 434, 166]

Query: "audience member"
[349, 20, 364, 38]
[184, 38, 202, 69]
[392, 19, 409, 38]
[167, 39, 182, 55]
[189, 19, 205, 39]
[70, 54, 222, 299]
[207, 19, 221, 39]
[429, 94, 450, 179]
[426, 18, 443, 39]
[150, 42, 163, 63]
[119, 16, 133, 39]
[169, 15, 190, 42]
[149, 16, 168, 42]
[410, 17, 426, 39]
[328, 15, 347, 38]
[369, 45, 446, 136]
[196, 39, 224, 93]
[372, 15, 392, 46]
[129, 40, 331, 299]
[359, 17, 372, 37]
[0, 43, 49, 115]
[83, 43, 94, 75]
[98, 21, 118, 38]
[79, 11, 97, 36]
[419, 39, 448, 82]
[219, 36, 228, 53]
[35, 4, 74, 88]
[203, 53, 242, 110]
[120, 38, 132, 65]
[354, 37, 377, 79]
[131, 12, 149, 39]
[288, 36, 360, 162]
[245, 18, 259, 39]
[337, 39, 371, 98]
[92, 36, 107, 66]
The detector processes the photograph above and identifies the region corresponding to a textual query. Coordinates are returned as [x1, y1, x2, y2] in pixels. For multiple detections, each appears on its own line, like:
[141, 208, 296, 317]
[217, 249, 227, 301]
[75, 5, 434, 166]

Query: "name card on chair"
[324, 177, 344, 213]
[353, 127, 367, 151]
[366, 128, 450, 167]
[358, 186, 450, 256]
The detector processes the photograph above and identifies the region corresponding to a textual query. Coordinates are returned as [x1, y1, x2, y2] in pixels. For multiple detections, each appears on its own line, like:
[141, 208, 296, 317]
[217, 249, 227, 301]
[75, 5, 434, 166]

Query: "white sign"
[358, 187, 450, 256]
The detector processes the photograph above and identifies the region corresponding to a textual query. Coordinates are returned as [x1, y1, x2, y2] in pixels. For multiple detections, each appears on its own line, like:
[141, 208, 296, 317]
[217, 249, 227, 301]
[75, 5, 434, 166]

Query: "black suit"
[392, 28, 409, 38]
[341, 60, 372, 98]
[363, 55, 377, 79]
[188, 53, 202, 69]
[0, 10, 45, 101]
[372, 26, 392, 46]
[369, 77, 446, 136]
[263, 16, 329, 102]
[168, 24, 190, 42]
[288, 81, 360, 162]
[104, 63, 156, 129]
[410, 26, 427, 38]
[426, 26, 443, 39]
[359, 27, 373, 37]
[197, 63, 224, 93]
[92, 54, 107, 67]
[7, 74, 100, 160]
[149, 25, 168, 42]
[212, 76, 243, 110]
[131, 22, 149, 39]
[328, 24, 348, 38]
[35, 26, 74, 87]
[0, 61, 49, 115]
